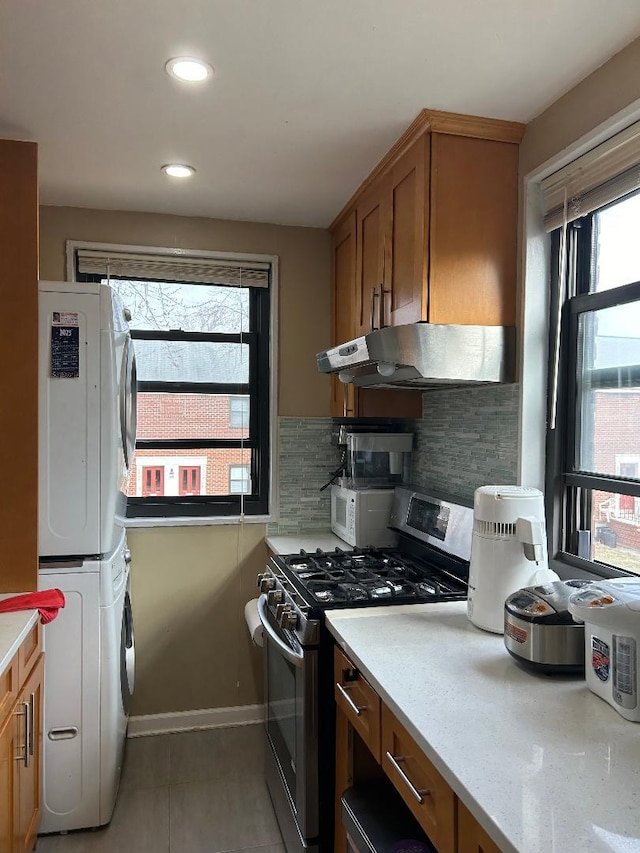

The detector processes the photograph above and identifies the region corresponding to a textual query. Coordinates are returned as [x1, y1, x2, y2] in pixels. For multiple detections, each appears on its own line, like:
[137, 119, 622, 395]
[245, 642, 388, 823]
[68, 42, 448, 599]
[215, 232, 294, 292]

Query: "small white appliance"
[331, 484, 397, 547]
[467, 485, 558, 633]
[38, 533, 135, 831]
[39, 280, 137, 559]
[568, 578, 640, 722]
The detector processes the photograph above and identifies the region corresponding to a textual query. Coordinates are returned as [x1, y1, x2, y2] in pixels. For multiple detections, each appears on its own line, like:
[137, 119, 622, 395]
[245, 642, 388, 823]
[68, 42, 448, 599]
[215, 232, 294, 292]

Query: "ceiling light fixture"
[162, 164, 196, 178]
[165, 57, 213, 83]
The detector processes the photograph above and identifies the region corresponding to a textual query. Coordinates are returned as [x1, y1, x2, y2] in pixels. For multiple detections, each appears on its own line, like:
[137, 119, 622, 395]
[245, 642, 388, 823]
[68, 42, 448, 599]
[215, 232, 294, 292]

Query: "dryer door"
[120, 336, 137, 473]
[120, 581, 135, 715]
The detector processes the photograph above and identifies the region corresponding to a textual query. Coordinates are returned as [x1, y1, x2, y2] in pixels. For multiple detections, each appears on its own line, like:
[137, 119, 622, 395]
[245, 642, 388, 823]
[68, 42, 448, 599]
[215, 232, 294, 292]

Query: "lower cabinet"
[457, 801, 503, 853]
[335, 648, 503, 853]
[0, 623, 43, 853]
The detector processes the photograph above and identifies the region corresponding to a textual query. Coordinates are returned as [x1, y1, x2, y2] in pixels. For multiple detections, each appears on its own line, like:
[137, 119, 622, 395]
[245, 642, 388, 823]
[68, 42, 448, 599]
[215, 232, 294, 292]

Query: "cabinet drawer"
[381, 704, 455, 853]
[334, 647, 381, 761]
[0, 653, 18, 723]
[18, 621, 42, 685]
[458, 801, 502, 853]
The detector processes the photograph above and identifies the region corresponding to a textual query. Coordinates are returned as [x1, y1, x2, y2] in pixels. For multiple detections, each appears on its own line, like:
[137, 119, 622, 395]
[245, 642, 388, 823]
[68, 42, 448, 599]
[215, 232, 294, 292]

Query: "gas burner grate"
[277, 545, 468, 609]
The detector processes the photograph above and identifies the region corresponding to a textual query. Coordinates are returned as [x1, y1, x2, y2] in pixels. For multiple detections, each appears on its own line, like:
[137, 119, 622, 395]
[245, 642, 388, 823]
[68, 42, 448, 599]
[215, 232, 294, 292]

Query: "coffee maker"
[466, 485, 559, 633]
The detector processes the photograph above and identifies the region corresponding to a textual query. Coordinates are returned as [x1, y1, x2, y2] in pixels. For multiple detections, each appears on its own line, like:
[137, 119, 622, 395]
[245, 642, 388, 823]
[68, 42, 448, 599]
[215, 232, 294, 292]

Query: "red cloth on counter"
[0, 589, 66, 624]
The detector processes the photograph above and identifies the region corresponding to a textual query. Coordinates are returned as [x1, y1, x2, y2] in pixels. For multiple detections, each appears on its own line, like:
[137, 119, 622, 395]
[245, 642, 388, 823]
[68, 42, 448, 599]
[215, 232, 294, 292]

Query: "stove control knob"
[267, 589, 283, 606]
[260, 576, 276, 593]
[281, 610, 298, 630]
[275, 603, 287, 620]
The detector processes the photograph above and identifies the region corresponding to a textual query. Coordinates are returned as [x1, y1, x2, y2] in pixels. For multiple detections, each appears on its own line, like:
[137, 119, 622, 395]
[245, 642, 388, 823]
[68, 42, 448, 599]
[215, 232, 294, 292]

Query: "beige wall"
[39, 205, 332, 418]
[126, 524, 266, 716]
[39, 205, 331, 715]
[520, 36, 640, 175]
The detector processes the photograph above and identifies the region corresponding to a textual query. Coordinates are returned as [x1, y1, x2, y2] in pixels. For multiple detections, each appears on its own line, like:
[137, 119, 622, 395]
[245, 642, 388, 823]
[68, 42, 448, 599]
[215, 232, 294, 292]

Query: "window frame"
[68, 241, 277, 521]
[546, 204, 640, 578]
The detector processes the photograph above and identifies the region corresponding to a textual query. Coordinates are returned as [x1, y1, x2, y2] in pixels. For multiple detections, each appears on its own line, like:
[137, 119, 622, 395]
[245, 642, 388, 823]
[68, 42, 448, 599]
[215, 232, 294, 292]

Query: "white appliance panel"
[38, 281, 133, 558]
[39, 289, 101, 556]
[39, 535, 134, 833]
[38, 566, 101, 831]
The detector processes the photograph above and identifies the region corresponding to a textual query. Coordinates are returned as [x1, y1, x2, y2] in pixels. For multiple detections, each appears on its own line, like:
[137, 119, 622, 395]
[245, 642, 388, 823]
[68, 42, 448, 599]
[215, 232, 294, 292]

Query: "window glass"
[134, 340, 249, 384]
[136, 393, 249, 441]
[575, 304, 640, 475]
[585, 488, 640, 574]
[592, 194, 640, 292]
[112, 280, 250, 333]
[131, 449, 251, 497]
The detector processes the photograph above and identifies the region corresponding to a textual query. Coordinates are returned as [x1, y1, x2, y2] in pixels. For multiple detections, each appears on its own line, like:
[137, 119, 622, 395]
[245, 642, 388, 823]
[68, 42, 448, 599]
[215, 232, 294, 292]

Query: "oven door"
[258, 595, 319, 843]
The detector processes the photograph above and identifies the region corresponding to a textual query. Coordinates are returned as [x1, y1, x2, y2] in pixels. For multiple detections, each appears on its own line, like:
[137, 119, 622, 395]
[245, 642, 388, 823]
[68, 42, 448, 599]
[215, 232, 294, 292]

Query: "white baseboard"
[127, 703, 265, 738]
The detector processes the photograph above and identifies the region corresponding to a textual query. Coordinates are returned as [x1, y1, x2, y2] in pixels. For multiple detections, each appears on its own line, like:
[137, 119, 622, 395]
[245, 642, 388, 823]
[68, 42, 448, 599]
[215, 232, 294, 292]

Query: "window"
[547, 191, 640, 576]
[72, 244, 273, 518]
[229, 396, 250, 429]
[229, 464, 251, 495]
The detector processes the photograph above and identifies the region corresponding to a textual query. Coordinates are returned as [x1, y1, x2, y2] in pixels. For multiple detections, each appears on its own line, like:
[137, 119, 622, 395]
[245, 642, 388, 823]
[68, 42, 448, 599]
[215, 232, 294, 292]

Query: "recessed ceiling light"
[162, 164, 196, 178]
[165, 57, 213, 83]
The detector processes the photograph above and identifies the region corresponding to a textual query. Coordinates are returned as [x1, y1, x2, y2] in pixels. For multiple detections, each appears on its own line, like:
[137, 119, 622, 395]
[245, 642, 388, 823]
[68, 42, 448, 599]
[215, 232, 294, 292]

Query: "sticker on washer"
[50, 312, 80, 378]
[591, 636, 610, 682]
[52, 312, 79, 327]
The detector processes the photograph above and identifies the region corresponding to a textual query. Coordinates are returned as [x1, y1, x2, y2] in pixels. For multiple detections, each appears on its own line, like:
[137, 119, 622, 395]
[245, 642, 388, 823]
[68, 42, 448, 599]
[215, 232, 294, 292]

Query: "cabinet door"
[15, 655, 43, 853]
[0, 704, 18, 853]
[381, 704, 456, 853]
[458, 800, 503, 853]
[428, 133, 518, 326]
[334, 647, 381, 761]
[355, 186, 386, 337]
[331, 212, 357, 418]
[384, 133, 429, 328]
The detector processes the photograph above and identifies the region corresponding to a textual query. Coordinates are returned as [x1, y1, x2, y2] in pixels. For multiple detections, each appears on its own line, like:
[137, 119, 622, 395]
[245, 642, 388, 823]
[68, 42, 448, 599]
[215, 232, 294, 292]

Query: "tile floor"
[36, 724, 285, 853]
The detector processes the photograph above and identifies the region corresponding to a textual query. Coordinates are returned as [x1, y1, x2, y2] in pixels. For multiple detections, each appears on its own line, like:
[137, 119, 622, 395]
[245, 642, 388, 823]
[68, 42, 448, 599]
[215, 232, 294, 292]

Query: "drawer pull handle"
[14, 702, 30, 767]
[385, 751, 430, 804]
[336, 682, 366, 716]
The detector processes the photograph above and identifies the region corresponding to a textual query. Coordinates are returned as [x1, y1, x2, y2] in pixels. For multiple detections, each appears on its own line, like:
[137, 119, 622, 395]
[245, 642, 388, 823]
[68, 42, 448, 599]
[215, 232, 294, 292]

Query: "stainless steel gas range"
[257, 486, 473, 853]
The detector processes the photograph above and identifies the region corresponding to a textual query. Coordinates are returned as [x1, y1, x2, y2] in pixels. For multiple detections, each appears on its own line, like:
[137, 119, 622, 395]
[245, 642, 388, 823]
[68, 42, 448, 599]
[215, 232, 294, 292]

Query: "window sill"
[125, 514, 272, 529]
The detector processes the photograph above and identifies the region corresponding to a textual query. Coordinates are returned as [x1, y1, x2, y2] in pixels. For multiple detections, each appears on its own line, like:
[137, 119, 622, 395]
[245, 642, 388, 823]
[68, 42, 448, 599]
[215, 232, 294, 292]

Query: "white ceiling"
[3, 1, 640, 228]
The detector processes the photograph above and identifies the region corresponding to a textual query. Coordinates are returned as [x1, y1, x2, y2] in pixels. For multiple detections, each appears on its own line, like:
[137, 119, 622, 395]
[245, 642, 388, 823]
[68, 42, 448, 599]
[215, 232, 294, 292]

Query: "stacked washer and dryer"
[38, 280, 137, 833]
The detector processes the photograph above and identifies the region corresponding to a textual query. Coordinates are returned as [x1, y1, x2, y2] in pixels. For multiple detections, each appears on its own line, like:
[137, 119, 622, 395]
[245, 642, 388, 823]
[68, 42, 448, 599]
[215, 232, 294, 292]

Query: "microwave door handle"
[257, 595, 305, 668]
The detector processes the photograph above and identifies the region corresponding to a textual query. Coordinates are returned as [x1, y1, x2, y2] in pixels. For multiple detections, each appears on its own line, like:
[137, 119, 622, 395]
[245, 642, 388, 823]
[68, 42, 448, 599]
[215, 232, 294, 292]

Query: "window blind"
[75, 248, 270, 287]
[541, 119, 640, 232]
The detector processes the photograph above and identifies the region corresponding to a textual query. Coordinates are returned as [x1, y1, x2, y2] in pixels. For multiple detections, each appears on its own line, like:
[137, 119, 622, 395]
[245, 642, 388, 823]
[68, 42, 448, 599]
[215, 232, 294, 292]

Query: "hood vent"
[317, 323, 516, 389]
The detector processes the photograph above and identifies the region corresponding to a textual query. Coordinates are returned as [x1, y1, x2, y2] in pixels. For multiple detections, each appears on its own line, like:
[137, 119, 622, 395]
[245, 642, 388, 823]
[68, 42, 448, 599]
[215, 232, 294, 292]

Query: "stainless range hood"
[317, 323, 516, 389]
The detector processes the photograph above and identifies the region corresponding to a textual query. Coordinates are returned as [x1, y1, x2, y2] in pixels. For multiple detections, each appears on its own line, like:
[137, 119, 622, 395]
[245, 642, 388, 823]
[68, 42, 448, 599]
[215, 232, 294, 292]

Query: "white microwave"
[330, 485, 397, 548]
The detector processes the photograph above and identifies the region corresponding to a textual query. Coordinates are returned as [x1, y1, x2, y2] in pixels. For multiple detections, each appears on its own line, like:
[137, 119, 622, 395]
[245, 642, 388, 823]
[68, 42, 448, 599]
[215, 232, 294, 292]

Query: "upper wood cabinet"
[330, 109, 525, 348]
[0, 140, 38, 593]
[355, 184, 386, 337]
[384, 132, 429, 328]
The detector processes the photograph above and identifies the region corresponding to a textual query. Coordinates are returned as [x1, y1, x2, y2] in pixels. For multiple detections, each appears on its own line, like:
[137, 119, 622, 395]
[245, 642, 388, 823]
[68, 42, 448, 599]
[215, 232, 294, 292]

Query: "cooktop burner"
[279, 547, 467, 607]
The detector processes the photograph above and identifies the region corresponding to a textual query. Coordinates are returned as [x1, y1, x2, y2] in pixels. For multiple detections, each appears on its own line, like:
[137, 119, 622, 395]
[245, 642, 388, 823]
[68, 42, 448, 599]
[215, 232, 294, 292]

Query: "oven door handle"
[257, 595, 305, 668]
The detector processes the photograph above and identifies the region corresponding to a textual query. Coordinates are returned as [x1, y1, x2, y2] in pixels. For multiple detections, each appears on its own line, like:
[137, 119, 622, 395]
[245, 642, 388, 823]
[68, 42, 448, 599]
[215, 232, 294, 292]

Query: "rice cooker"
[504, 579, 590, 672]
[568, 578, 640, 721]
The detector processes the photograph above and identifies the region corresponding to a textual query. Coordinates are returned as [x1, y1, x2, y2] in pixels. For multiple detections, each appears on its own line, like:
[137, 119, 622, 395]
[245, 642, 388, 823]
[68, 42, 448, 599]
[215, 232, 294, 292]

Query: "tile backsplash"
[269, 417, 341, 535]
[270, 384, 519, 533]
[410, 383, 520, 502]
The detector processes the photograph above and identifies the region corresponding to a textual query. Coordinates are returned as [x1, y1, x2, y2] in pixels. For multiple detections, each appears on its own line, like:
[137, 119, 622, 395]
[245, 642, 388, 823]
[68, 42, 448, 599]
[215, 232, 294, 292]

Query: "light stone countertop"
[326, 601, 640, 853]
[265, 531, 352, 555]
[0, 597, 39, 677]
